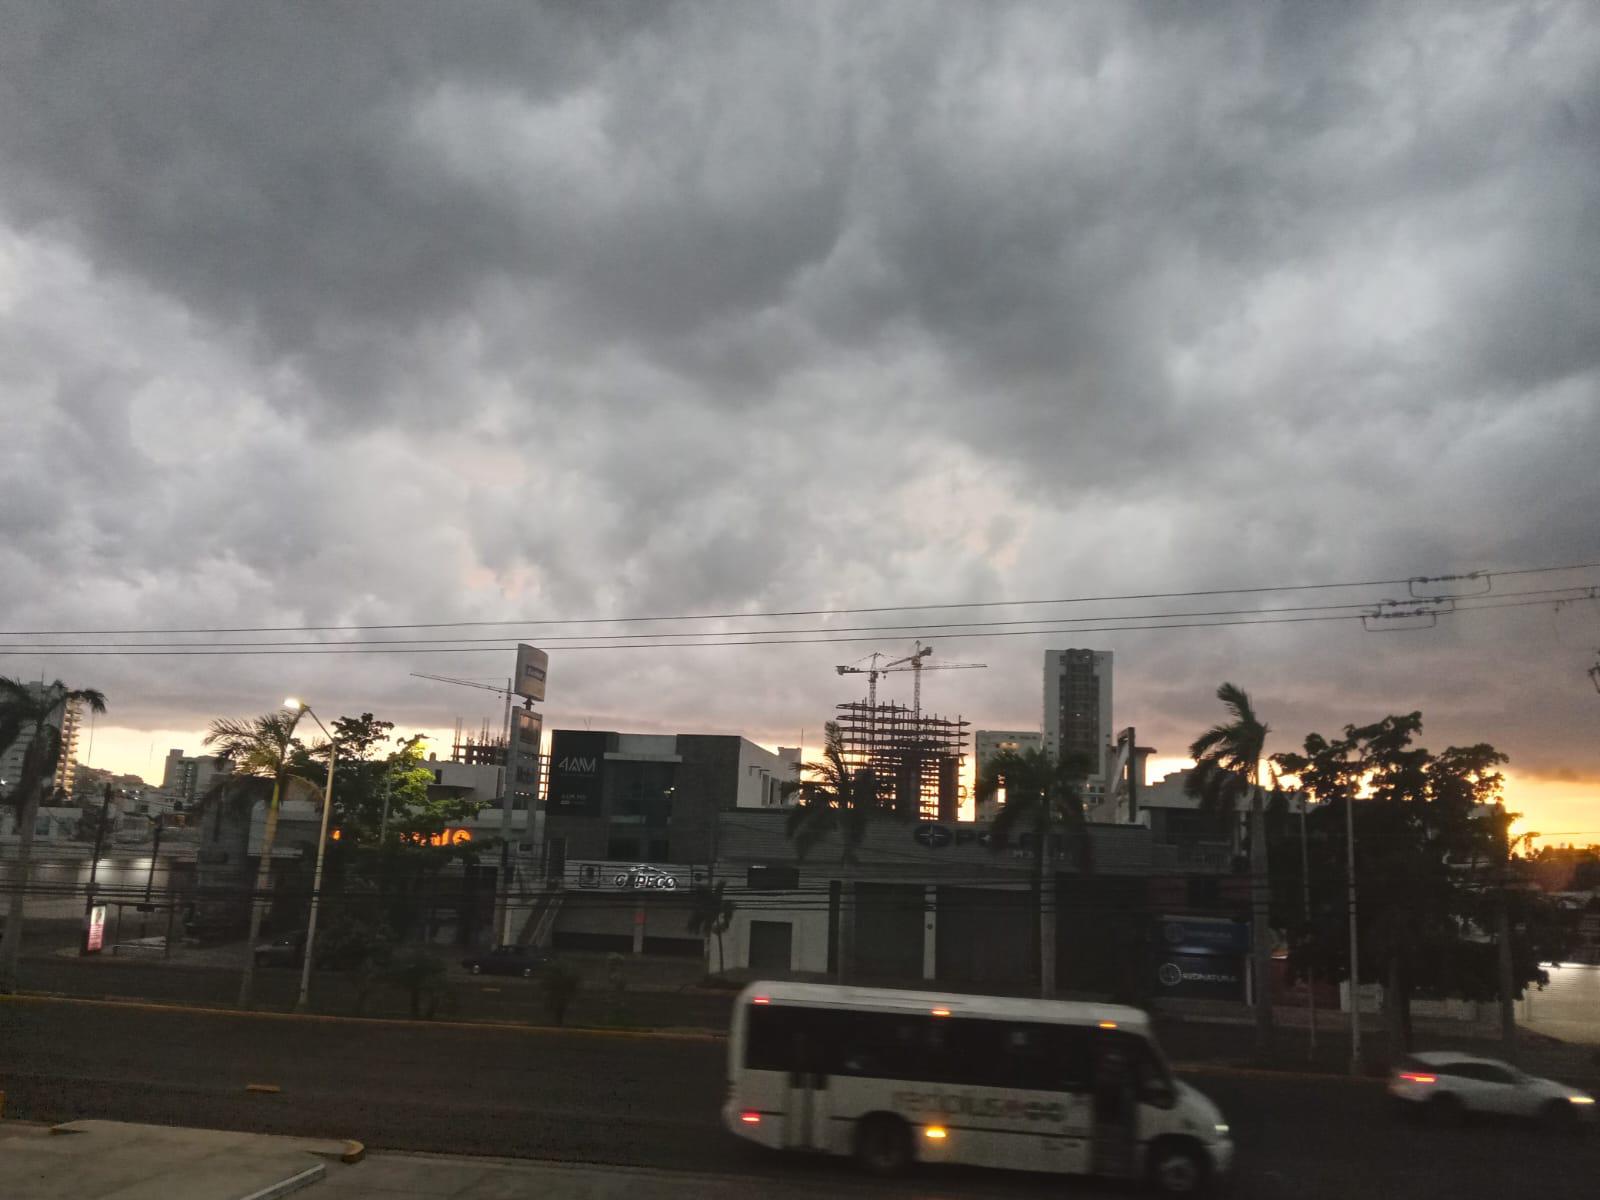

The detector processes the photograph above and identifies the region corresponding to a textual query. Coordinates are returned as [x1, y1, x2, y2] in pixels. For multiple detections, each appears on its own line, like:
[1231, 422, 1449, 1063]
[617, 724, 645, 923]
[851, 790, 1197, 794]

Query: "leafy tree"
[687, 881, 735, 975]
[291, 715, 477, 845]
[976, 746, 1093, 998]
[781, 722, 873, 862]
[205, 707, 309, 1007]
[1186, 683, 1275, 1057]
[0, 678, 108, 992]
[1273, 716, 1559, 1054]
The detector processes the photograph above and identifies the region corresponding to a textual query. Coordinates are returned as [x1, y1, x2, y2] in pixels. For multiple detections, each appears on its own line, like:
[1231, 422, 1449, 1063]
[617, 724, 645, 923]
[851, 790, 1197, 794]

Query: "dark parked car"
[461, 945, 553, 978]
[254, 930, 306, 968]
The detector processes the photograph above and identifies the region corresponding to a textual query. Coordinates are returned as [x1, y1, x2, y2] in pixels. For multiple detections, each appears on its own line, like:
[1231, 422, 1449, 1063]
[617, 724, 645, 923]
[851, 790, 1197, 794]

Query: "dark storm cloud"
[0, 1, 1597, 788]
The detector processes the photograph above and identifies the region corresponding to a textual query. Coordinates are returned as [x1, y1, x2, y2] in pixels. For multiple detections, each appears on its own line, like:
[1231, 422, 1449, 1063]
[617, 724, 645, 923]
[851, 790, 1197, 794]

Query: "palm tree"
[976, 747, 1092, 998]
[780, 722, 872, 863]
[781, 722, 874, 981]
[686, 880, 735, 976]
[1187, 682, 1274, 1056]
[205, 708, 306, 1007]
[1, 678, 108, 993]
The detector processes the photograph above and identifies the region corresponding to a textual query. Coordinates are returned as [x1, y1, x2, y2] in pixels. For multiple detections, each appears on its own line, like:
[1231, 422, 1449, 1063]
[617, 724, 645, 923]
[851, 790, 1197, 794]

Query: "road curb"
[232, 1162, 326, 1200]
[0, 991, 725, 1042]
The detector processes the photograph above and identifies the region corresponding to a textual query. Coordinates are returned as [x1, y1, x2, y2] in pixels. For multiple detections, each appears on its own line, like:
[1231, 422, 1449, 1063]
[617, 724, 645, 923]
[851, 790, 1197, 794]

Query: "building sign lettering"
[893, 1090, 1065, 1123]
[912, 823, 991, 850]
[569, 861, 704, 892]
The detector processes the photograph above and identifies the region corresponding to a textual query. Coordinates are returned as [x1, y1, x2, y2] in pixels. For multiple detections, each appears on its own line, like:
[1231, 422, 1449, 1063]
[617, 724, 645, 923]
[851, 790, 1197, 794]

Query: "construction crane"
[835, 653, 888, 708]
[838, 642, 986, 721]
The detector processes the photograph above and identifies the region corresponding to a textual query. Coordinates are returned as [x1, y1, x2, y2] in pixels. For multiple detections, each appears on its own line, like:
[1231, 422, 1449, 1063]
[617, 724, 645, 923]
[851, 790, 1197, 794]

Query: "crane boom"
[410, 671, 515, 698]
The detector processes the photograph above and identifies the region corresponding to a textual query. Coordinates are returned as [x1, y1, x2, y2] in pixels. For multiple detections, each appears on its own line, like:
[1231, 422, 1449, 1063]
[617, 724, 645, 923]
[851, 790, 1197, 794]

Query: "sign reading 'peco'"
[913, 823, 991, 849]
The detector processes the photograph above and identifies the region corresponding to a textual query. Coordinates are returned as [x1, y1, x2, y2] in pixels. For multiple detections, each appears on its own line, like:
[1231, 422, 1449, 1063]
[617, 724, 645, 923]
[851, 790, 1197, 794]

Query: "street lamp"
[284, 698, 336, 1013]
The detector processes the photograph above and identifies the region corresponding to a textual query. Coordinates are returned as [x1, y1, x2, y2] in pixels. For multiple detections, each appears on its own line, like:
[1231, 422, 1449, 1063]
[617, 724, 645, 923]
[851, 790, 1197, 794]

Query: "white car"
[1388, 1051, 1596, 1130]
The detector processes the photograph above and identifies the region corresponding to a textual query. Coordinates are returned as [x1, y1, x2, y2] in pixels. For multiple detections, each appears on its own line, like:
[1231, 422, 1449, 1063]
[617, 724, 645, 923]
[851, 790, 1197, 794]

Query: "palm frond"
[69, 688, 108, 716]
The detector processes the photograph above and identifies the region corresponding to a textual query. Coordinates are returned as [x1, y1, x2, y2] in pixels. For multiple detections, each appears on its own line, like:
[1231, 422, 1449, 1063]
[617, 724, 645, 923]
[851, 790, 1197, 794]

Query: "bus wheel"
[1146, 1139, 1208, 1196]
[854, 1114, 911, 1177]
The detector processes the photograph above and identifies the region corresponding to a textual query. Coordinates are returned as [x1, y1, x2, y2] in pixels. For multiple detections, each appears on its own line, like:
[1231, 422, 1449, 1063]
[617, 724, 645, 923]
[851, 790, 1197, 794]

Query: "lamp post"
[1345, 792, 1362, 1076]
[82, 784, 118, 955]
[284, 698, 336, 1013]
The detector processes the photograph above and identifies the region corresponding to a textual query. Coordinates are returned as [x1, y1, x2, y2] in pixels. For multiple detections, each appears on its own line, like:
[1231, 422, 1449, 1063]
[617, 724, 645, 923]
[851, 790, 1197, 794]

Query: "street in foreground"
[2, 998, 1597, 1200]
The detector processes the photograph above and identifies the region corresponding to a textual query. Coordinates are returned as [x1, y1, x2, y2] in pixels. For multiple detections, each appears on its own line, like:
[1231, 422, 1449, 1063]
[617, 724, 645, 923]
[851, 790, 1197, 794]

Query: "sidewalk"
[312, 1149, 933, 1200]
[0, 1121, 921, 1200]
[0, 1119, 358, 1200]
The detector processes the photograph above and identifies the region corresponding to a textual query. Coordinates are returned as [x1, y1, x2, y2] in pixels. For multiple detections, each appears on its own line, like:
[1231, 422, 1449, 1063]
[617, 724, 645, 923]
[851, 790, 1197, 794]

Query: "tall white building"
[972, 730, 1044, 822]
[160, 749, 233, 810]
[1042, 648, 1114, 803]
[0, 684, 85, 800]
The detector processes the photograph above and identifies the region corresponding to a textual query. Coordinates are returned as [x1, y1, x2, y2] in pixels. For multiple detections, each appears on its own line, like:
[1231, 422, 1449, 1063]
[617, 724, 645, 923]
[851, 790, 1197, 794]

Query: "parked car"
[461, 944, 554, 978]
[1388, 1051, 1596, 1129]
[254, 930, 307, 968]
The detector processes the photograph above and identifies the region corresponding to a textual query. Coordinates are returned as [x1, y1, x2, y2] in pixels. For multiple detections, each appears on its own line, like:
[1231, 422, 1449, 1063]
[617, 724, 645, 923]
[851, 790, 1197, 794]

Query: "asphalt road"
[3, 997, 1597, 1200]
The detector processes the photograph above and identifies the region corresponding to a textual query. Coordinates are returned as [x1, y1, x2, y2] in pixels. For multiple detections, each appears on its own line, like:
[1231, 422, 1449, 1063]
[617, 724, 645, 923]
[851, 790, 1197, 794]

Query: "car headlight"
[1214, 1123, 1230, 1136]
[1569, 1096, 1595, 1106]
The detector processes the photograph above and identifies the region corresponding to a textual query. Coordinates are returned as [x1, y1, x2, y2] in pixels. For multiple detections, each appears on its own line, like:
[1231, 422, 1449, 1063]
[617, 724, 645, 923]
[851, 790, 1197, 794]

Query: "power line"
[3, 560, 1596, 637]
[0, 598, 1405, 649]
[0, 589, 1590, 657]
[5, 583, 1592, 652]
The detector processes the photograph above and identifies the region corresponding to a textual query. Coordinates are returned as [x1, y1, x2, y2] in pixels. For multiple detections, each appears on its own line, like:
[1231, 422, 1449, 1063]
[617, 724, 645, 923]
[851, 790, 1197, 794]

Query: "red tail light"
[1399, 1072, 1436, 1084]
[740, 1111, 762, 1125]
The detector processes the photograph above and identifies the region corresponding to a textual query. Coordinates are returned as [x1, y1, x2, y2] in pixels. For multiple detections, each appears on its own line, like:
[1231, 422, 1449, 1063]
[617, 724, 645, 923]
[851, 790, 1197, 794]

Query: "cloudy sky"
[1, 2, 1597, 838]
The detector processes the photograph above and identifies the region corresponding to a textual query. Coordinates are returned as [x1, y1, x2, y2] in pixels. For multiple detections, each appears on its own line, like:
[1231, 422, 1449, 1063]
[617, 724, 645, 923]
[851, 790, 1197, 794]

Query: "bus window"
[1003, 1023, 1091, 1092]
[836, 1012, 941, 1080]
[747, 1005, 833, 1071]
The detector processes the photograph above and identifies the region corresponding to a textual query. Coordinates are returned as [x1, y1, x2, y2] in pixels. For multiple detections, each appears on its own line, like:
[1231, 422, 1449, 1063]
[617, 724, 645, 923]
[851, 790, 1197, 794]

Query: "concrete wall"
[723, 903, 831, 974]
[733, 740, 791, 809]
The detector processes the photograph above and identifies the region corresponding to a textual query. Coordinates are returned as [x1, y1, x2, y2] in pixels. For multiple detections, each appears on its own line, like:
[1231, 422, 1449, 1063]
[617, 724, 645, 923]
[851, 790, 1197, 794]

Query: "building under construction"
[834, 701, 969, 823]
[452, 719, 506, 767]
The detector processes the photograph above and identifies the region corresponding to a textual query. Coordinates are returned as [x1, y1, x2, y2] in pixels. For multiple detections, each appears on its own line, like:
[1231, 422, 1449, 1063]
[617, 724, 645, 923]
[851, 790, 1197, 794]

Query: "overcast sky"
[1, 3, 1597, 836]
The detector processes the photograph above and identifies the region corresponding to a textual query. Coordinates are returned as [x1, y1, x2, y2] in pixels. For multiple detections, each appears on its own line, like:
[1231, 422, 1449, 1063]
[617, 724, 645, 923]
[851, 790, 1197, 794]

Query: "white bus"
[724, 982, 1231, 1196]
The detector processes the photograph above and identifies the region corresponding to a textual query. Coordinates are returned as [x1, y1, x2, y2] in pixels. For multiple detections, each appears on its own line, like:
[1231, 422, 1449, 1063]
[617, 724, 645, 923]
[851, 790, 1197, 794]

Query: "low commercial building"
[535, 730, 795, 955]
[702, 809, 1252, 1004]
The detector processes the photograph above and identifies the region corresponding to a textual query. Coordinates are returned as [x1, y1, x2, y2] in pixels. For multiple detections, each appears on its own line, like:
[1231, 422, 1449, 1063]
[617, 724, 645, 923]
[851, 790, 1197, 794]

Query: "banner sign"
[547, 730, 607, 816]
[514, 644, 549, 702]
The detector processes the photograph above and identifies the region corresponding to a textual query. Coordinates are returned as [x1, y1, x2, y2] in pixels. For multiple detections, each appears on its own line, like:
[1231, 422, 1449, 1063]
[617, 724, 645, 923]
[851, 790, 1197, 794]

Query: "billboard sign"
[547, 730, 608, 816]
[513, 644, 549, 702]
[84, 904, 107, 954]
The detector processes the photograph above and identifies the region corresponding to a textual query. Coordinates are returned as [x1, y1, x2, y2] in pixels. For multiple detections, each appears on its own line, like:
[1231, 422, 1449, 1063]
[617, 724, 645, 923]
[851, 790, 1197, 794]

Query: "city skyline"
[3, 4, 1597, 843]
